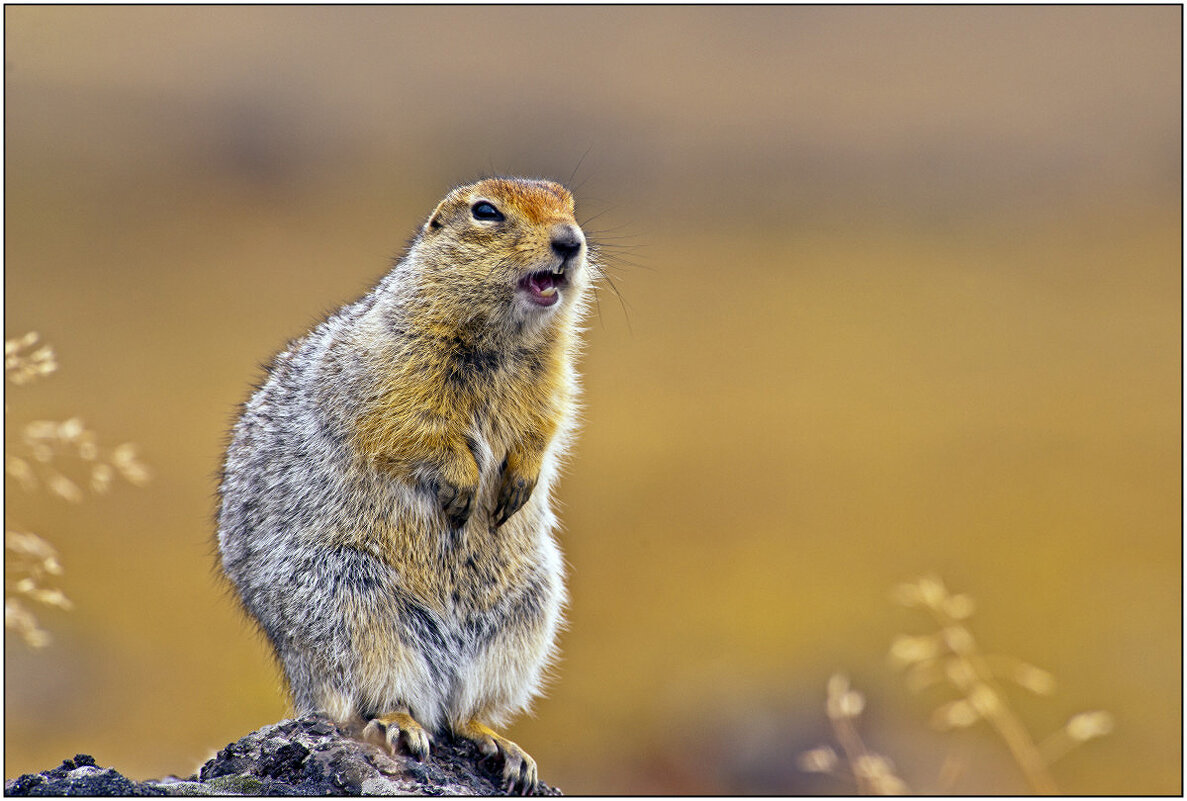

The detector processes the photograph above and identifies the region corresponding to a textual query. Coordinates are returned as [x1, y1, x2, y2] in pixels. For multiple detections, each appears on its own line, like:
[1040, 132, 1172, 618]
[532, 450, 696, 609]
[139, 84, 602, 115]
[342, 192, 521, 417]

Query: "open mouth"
[518, 266, 569, 308]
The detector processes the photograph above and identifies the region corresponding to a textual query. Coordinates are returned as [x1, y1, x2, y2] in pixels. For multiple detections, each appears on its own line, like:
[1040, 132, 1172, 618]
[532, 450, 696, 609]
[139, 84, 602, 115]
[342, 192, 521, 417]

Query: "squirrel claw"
[492, 473, 536, 529]
[435, 481, 475, 530]
[457, 721, 538, 795]
[363, 711, 432, 761]
[506, 748, 538, 796]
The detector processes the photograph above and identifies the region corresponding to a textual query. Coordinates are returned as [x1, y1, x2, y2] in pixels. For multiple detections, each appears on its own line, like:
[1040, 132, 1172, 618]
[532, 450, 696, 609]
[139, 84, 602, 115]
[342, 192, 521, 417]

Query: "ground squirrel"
[217, 177, 595, 794]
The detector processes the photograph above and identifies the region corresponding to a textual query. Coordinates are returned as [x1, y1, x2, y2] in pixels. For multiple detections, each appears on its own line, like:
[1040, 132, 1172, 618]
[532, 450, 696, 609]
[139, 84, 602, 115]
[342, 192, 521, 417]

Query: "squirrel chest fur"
[216, 178, 593, 793]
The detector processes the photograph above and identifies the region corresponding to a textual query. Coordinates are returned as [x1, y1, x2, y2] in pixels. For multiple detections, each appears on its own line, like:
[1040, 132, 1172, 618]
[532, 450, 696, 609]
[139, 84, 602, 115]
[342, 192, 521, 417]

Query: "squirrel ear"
[425, 196, 452, 232]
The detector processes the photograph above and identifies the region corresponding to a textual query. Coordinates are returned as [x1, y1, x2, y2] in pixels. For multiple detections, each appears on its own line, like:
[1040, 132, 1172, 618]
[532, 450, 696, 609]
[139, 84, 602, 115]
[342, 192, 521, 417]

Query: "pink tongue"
[525, 272, 560, 306]
[530, 272, 558, 291]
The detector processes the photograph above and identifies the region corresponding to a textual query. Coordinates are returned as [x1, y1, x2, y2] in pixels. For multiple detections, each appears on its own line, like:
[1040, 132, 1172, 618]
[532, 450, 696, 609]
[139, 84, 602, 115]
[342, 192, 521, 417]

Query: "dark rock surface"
[5, 715, 562, 796]
[4, 754, 165, 797]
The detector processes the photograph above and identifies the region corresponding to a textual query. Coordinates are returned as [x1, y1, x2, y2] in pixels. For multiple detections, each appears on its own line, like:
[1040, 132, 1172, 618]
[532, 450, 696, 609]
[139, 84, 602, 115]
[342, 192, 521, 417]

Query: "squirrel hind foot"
[362, 709, 433, 761]
[454, 719, 539, 795]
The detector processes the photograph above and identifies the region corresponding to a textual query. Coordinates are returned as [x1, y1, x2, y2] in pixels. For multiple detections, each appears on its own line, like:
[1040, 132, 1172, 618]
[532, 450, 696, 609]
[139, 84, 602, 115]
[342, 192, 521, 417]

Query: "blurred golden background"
[4, 6, 1180, 794]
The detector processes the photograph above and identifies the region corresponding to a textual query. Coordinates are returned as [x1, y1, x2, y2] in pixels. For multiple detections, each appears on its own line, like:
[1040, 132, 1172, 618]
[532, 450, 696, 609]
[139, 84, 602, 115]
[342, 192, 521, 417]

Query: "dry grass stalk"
[798, 673, 910, 795]
[5, 332, 151, 647]
[5, 529, 73, 648]
[800, 575, 1113, 794]
[5, 331, 57, 386]
[891, 575, 1113, 794]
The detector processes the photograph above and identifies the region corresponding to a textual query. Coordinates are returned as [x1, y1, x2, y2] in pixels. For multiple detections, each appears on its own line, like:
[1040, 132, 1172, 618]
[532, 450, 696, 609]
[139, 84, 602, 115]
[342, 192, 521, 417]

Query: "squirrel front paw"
[434, 480, 476, 530]
[492, 469, 536, 529]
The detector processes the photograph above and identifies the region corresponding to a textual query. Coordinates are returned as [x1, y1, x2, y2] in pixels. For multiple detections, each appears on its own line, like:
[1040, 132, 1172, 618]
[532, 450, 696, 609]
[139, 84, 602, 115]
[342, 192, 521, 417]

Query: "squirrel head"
[412, 178, 589, 330]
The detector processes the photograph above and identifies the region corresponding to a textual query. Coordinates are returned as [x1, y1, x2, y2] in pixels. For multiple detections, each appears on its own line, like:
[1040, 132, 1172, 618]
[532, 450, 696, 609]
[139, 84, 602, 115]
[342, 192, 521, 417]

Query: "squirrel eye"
[471, 201, 504, 222]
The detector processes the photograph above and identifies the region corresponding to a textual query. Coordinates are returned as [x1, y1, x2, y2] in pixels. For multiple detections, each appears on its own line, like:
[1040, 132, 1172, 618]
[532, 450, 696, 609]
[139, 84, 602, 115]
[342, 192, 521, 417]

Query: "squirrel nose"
[550, 225, 584, 262]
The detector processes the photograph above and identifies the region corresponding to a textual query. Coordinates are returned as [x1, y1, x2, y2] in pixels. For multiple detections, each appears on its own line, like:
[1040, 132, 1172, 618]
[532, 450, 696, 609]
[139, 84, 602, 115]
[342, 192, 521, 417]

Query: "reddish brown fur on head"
[471, 178, 574, 225]
[427, 178, 576, 231]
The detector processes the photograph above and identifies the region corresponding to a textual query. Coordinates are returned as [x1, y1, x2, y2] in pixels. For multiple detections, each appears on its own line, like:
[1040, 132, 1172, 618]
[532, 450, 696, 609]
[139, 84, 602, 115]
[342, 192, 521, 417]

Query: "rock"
[4, 754, 165, 796]
[5, 716, 562, 796]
